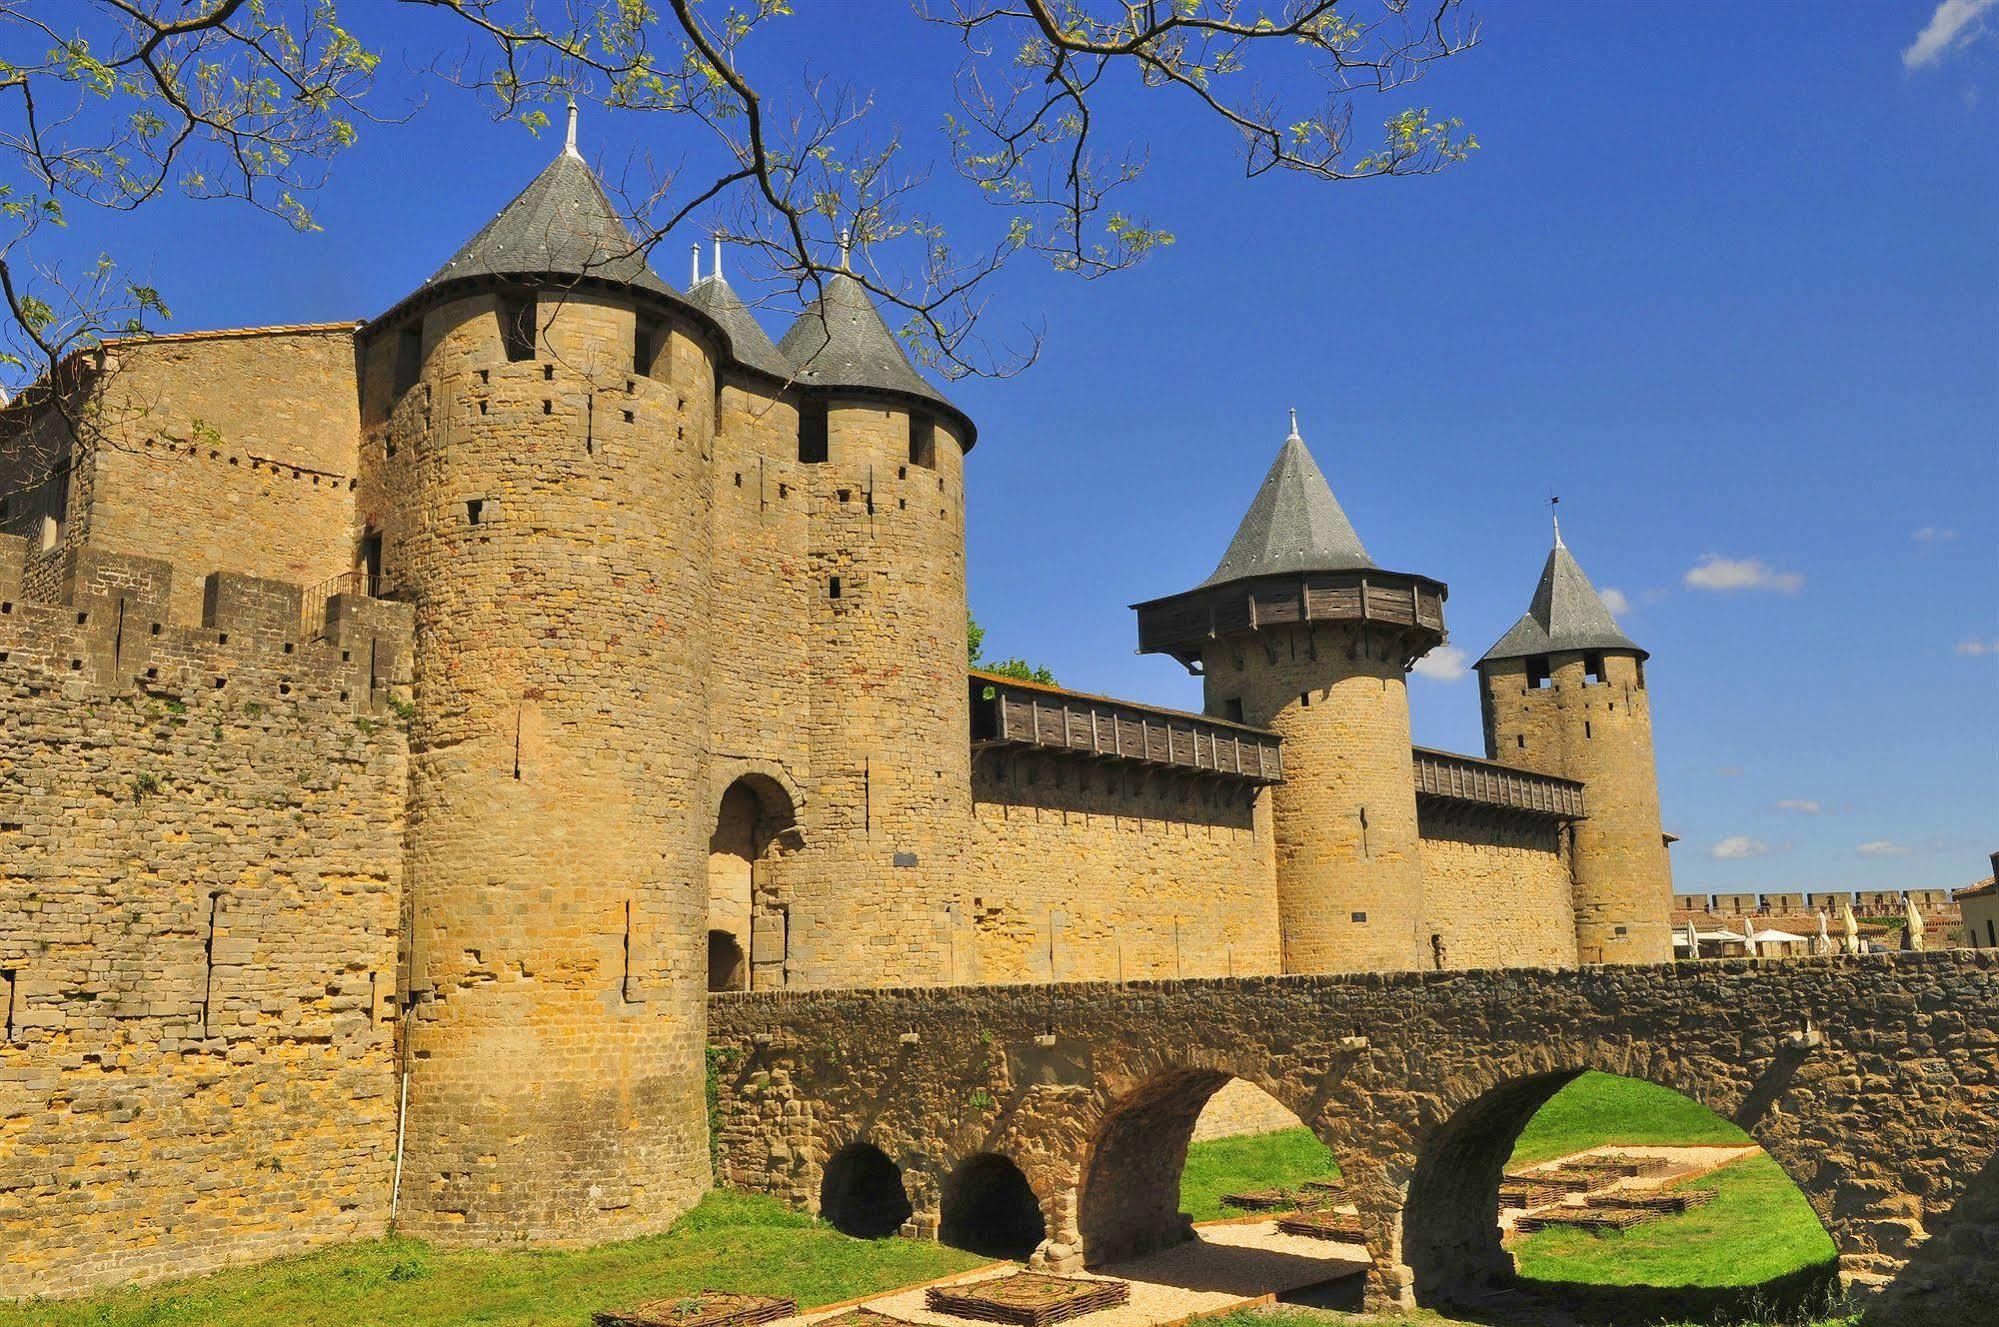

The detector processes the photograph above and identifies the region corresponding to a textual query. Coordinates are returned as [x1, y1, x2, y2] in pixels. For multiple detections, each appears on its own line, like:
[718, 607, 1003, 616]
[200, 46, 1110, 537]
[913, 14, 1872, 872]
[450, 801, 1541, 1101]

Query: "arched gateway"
[709, 952, 1997, 1326]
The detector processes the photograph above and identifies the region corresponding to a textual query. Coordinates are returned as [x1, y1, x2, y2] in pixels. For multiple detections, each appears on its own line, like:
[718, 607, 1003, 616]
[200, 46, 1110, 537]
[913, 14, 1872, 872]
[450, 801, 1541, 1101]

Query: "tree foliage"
[969, 613, 1055, 685]
[0, 1, 1478, 486]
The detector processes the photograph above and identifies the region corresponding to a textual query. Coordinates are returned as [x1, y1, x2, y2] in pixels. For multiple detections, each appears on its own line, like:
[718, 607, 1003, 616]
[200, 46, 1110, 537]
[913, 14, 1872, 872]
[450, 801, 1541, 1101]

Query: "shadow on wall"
[940, 1153, 1045, 1261]
[1870, 1145, 1999, 1326]
[820, 1142, 914, 1240]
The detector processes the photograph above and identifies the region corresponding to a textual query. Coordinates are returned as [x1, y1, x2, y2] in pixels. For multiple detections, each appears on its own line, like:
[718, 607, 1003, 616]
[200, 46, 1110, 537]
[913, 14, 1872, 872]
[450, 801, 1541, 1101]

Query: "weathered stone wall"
[709, 951, 1998, 1325]
[0, 545, 409, 1298]
[1964, 892, 1999, 950]
[1481, 650, 1673, 963]
[962, 748, 1279, 984]
[787, 400, 972, 990]
[1189, 1077, 1304, 1141]
[1418, 806, 1578, 971]
[64, 326, 363, 625]
[1204, 622, 1426, 973]
[359, 288, 714, 1244]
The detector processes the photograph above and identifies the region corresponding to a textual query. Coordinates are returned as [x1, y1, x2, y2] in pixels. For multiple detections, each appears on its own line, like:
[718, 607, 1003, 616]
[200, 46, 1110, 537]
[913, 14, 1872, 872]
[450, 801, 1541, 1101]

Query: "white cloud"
[1857, 840, 1913, 858]
[1957, 638, 1999, 656]
[1684, 554, 1804, 594]
[1903, 0, 1997, 70]
[1710, 836, 1771, 861]
[1598, 586, 1631, 615]
[1412, 645, 1468, 681]
[1775, 799, 1822, 815]
[1912, 526, 1958, 542]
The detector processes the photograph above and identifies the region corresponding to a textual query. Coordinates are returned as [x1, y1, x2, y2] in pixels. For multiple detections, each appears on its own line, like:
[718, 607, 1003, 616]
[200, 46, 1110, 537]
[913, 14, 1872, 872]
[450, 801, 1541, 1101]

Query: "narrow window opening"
[1584, 651, 1606, 684]
[1299, 691, 1312, 709]
[498, 294, 536, 362]
[1222, 698, 1245, 723]
[542, 363, 555, 381]
[1351, 911, 1368, 924]
[393, 326, 422, 395]
[199, 894, 221, 1036]
[1526, 655, 1552, 689]
[1585, 720, 1593, 740]
[1359, 805, 1370, 857]
[622, 899, 635, 1002]
[1, 968, 14, 1043]
[1988, 919, 1996, 948]
[466, 499, 484, 525]
[359, 530, 384, 590]
[798, 401, 829, 464]
[1431, 933, 1446, 970]
[1635, 658, 1647, 690]
[1517, 733, 1526, 749]
[908, 412, 936, 469]
[634, 317, 661, 377]
[828, 576, 842, 600]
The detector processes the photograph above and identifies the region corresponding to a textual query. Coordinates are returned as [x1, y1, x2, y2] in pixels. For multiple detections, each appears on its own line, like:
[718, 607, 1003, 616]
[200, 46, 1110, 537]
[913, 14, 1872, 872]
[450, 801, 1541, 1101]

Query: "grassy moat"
[6, 1074, 1841, 1327]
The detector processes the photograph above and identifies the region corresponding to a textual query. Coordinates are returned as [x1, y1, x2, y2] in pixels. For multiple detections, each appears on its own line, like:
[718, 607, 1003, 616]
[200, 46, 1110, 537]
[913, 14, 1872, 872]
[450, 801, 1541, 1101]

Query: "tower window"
[1585, 720, 1593, 740]
[828, 576, 842, 599]
[1635, 658, 1647, 690]
[1525, 655, 1552, 689]
[498, 294, 536, 362]
[466, 499, 484, 525]
[1222, 698, 1244, 723]
[1517, 734, 1526, 749]
[634, 316, 661, 377]
[908, 412, 936, 469]
[798, 401, 829, 464]
[393, 326, 422, 396]
[1299, 691, 1311, 708]
[1350, 912, 1368, 924]
[1584, 652, 1606, 684]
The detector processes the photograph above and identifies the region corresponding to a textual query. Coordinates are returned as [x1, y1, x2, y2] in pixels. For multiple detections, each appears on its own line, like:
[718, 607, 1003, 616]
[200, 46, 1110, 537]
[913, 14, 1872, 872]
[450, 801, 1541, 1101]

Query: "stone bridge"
[709, 951, 1997, 1324]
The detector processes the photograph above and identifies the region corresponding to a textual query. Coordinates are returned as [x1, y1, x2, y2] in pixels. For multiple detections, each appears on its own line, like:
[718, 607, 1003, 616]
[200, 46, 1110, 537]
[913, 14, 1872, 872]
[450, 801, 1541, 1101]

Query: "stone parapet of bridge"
[708, 950, 1997, 1324]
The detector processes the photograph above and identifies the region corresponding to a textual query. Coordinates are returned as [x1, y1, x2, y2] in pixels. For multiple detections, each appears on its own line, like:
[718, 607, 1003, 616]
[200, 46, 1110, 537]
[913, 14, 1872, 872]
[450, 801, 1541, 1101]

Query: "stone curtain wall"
[964, 750, 1279, 985]
[68, 326, 364, 625]
[709, 951, 1998, 1324]
[0, 541, 410, 1297]
[1417, 806, 1578, 971]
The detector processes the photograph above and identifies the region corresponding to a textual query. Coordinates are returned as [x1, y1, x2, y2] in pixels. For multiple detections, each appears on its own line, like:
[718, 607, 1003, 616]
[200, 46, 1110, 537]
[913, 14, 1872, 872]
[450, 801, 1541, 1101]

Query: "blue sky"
[36, 2, 1996, 893]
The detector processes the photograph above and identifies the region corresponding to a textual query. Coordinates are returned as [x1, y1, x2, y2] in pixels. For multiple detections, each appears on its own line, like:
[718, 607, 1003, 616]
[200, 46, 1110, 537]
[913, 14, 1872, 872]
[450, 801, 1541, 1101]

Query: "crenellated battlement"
[0, 536, 410, 716]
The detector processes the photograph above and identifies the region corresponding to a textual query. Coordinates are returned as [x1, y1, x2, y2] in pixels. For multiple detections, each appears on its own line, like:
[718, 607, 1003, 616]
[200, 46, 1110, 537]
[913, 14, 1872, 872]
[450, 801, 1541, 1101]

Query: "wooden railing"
[1412, 746, 1585, 819]
[970, 671, 1283, 785]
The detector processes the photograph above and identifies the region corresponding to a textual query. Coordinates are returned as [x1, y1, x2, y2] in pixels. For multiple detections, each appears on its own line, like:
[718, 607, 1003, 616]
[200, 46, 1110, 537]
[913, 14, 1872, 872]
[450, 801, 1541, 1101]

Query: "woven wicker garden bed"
[811, 1310, 914, 1327]
[1502, 1170, 1602, 1195]
[1558, 1153, 1674, 1180]
[926, 1274, 1130, 1327]
[1274, 1209, 1367, 1243]
[1514, 1206, 1658, 1233]
[1219, 1187, 1302, 1212]
[1593, 1187, 1718, 1214]
[595, 1291, 798, 1327]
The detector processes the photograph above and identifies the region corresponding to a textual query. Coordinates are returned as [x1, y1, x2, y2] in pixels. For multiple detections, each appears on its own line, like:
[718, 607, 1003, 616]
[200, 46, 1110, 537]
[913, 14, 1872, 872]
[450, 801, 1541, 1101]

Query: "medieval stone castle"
[0, 130, 1674, 1296]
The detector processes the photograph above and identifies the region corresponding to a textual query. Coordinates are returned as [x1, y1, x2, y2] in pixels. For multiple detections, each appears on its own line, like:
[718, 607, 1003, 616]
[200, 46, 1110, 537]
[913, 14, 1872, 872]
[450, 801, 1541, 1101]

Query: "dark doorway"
[940, 1153, 1045, 1261]
[707, 930, 746, 993]
[820, 1143, 913, 1239]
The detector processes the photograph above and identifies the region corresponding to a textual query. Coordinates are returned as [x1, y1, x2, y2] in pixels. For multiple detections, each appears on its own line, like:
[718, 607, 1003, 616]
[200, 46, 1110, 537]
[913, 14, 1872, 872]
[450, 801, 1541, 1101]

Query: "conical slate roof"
[775, 270, 954, 410]
[1201, 419, 1373, 587]
[1480, 526, 1644, 663]
[421, 148, 672, 296]
[686, 273, 790, 380]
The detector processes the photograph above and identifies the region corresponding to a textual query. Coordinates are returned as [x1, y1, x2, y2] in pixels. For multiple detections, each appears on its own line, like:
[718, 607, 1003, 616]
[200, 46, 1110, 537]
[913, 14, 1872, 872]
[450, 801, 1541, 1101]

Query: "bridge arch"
[819, 1141, 914, 1239]
[940, 1151, 1046, 1261]
[1399, 1054, 1838, 1316]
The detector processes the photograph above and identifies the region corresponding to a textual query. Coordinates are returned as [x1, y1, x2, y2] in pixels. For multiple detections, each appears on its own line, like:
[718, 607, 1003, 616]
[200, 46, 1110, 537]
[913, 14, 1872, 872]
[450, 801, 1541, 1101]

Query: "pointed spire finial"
[838, 226, 851, 270]
[563, 97, 580, 158]
[1287, 407, 1301, 441]
[713, 234, 724, 282]
[1549, 494, 1564, 547]
[690, 242, 701, 286]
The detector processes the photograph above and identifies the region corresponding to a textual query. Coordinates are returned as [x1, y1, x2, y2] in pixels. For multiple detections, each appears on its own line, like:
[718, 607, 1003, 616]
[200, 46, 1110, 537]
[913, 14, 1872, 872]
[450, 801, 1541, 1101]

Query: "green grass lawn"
[1180, 1127, 1342, 1223]
[1511, 1152, 1837, 1289]
[0, 1192, 983, 1327]
[1508, 1070, 1753, 1168]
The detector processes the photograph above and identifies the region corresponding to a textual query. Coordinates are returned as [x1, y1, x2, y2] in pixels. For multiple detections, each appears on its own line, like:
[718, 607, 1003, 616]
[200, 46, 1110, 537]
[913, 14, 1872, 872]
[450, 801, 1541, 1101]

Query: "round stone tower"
[1475, 518, 1673, 964]
[1134, 414, 1447, 974]
[772, 257, 977, 989]
[356, 123, 718, 1241]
